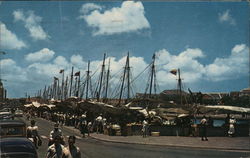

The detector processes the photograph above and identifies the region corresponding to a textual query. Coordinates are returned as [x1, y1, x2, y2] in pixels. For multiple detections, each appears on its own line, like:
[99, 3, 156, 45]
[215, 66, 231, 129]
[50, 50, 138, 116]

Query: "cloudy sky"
[0, 1, 249, 98]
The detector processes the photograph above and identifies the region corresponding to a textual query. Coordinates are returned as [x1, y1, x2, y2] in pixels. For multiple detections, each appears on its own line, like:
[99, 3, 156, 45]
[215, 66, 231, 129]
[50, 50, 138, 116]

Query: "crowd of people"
[26, 119, 81, 158]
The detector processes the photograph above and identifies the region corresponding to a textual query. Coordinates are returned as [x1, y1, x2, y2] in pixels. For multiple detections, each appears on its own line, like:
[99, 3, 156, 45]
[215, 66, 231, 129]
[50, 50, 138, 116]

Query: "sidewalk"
[40, 118, 250, 152]
[90, 133, 250, 152]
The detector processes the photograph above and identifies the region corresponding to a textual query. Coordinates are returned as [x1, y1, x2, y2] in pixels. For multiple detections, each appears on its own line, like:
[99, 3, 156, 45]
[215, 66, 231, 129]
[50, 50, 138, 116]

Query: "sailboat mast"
[119, 53, 129, 105]
[74, 77, 77, 96]
[178, 68, 182, 106]
[86, 61, 90, 100]
[64, 76, 68, 99]
[61, 70, 64, 100]
[127, 52, 130, 101]
[104, 58, 110, 100]
[98, 53, 106, 101]
[77, 72, 81, 98]
[69, 67, 74, 97]
[149, 54, 156, 97]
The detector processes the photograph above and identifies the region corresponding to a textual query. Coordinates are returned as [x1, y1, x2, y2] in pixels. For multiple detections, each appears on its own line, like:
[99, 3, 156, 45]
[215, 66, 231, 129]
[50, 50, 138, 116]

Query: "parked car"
[0, 112, 14, 120]
[0, 120, 38, 158]
[15, 109, 24, 117]
[0, 120, 27, 137]
[0, 137, 38, 158]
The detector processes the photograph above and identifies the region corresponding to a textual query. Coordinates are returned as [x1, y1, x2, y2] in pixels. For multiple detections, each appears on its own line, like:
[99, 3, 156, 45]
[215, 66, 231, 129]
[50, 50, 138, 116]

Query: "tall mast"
[127, 52, 130, 101]
[97, 53, 106, 101]
[149, 54, 156, 97]
[61, 70, 64, 100]
[86, 61, 90, 100]
[57, 79, 60, 100]
[43, 85, 47, 99]
[119, 52, 130, 105]
[69, 67, 74, 97]
[74, 77, 78, 96]
[53, 78, 57, 99]
[64, 76, 68, 99]
[77, 72, 81, 98]
[178, 68, 182, 106]
[104, 58, 110, 100]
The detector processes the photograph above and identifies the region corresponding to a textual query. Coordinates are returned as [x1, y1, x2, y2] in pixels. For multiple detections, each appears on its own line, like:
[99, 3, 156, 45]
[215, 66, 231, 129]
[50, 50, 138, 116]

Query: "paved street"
[21, 117, 250, 158]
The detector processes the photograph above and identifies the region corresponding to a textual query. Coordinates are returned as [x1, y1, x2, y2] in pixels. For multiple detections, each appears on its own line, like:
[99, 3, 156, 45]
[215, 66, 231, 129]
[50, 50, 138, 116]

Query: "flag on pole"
[170, 69, 177, 75]
[59, 69, 64, 73]
[74, 71, 80, 76]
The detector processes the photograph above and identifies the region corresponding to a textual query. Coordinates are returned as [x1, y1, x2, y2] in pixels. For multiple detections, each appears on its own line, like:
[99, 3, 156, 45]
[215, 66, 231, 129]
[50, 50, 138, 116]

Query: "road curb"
[89, 135, 250, 152]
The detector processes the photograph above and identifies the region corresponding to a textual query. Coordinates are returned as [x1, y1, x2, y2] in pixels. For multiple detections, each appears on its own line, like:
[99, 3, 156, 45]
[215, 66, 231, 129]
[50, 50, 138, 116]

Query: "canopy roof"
[204, 105, 250, 114]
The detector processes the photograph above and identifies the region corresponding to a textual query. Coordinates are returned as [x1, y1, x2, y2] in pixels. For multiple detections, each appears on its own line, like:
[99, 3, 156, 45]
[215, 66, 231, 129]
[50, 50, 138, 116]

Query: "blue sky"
[0, 1, 249, 98]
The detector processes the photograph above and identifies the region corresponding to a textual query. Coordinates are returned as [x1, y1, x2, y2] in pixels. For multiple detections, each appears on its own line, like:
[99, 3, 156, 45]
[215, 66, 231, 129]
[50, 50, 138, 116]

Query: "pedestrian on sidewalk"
[200, 116, 208, 141]
[87, 122, 92, 136]
[64, 136, 81, 158]
[228, 115, 236, 137]
[79, 116, 87, 138]
[142, 119, 148, 138]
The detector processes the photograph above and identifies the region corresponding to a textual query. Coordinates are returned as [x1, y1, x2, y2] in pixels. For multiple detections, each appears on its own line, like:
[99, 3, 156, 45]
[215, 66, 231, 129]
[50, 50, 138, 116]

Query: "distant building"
[202, 92, 228, 104]
[135, 93, 159, 99]
[161, 89, 188, 96]
[230, 91, 240, 98]
[240, 87, 250, 96]
[159, 89, 189, 104]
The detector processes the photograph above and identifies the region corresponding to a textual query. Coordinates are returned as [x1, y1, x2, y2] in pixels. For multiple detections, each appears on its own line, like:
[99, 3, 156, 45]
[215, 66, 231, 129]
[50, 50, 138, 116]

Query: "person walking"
[27, 120, 42, 149]
[142, 120, 148, 138]
[87, 122, 92, 136]
[228, 115, 236, 137]
[64, 136, 81, 158]
[200, 116, 208, 141]
[46, 135, 68, 158]
[79, 119, 87, 138]
[49, 123, 64, 146]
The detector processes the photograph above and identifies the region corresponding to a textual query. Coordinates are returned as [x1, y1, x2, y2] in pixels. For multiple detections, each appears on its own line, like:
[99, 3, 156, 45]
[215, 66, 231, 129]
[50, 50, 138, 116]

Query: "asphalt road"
[20, 117, 250, 158]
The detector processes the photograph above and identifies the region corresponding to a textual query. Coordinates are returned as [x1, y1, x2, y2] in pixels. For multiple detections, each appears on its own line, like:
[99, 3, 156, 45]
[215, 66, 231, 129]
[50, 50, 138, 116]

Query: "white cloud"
[3, 44, 249, 97]
[25, 48, 55, 62]
[155, 48, 205, 83]
[155, 44, 248, 83]
[205, 44, 248, 81]
[218, 10, 236, 25]
[13, 10, 49, 40]
[70, 54, 86, 68]
[79, 3, 103, 15]
[1, 59, 28, 82]
[0, 22, 27, 50]
[54, 56, 69, 66]
[81, 1, 150, 35]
